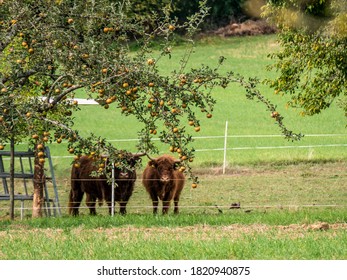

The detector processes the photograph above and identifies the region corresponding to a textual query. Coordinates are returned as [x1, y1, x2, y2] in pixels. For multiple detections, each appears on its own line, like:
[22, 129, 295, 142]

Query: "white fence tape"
[39, 133, 346, 161]
[105, 133, 347, 142]
[195, 143, 347, 152]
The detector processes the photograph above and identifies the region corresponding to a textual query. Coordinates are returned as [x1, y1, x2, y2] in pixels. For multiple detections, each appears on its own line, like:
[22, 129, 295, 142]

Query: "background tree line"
[115, 0, 248, 30]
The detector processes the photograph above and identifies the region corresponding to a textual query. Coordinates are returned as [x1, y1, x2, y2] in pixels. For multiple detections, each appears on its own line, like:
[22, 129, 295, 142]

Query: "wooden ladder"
[0, 147, 61, 219]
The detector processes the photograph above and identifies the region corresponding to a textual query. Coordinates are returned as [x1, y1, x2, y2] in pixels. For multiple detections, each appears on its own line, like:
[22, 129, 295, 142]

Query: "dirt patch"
[2, 223, 345, 244]
[213, 19, 277, 37]
[68, 222, 347, 241]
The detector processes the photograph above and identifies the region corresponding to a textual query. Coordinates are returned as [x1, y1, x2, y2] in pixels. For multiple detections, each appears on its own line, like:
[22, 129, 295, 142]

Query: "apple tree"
[262, 0, 347, 121]
[1, 0, 300, 219]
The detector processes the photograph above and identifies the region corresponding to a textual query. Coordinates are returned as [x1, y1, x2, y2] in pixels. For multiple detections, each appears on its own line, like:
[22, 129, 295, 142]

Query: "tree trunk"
[32, 146, 45, 218]
[9, 138, 15, 220]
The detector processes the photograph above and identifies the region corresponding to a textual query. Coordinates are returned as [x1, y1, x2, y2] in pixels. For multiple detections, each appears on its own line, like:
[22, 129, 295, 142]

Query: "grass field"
[1, 210, 347, 259]
[0, 35, 346, 260]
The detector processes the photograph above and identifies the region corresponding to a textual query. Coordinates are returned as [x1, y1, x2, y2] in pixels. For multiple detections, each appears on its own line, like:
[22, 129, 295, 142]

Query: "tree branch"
[0, 23, 20, 52]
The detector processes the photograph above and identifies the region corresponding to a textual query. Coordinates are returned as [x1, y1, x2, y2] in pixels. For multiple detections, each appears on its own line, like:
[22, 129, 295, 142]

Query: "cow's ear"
[135, 156, 142, 162]
[132, 156, 142, 164]
[173, 162, 180, 170]
[149, 160, 157, 168]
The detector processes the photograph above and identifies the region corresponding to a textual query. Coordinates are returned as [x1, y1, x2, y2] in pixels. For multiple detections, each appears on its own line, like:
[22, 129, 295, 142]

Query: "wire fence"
[2, 170, 346, 218]
[46, 132, 347, 155]
[49, 131, 347, 175]
[1, 130, 346, 218]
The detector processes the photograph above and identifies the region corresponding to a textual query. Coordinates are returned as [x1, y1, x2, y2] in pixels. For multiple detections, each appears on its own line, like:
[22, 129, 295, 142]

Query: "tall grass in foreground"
[1, 210, 346, 259]
[1, 227, 347, 259]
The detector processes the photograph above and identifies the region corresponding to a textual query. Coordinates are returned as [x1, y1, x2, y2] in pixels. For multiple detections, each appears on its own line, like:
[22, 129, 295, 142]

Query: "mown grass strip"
[1, 208, 346, 230]
[1, 219, 346, 259]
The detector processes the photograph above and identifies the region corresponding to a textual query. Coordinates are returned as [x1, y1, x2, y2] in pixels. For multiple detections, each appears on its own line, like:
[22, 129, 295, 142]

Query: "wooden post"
[32, 145, 45, 218]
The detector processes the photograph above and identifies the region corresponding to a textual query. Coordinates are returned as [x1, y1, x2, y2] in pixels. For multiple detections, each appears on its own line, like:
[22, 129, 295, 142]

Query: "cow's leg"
[173, 197, 180, 214]
[106, 201, 126, 215]
[148, 191, 159, 215]
[119, 202, 127, 215]
[173, 190, 182, 214]
[68, 188, 84, 216]
[118, 184, 132, 215]
[86, 193, 97, 215]
[162, 192, 173, 215]
[152, 201, 159, 214]
[162, 201, 171, 215]
[106, 201, 113, 215]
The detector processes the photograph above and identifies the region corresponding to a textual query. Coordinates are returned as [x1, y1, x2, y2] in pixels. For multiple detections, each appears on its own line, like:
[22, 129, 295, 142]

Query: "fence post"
[111, 162, 115, 217]
[223, 121, 228, 174]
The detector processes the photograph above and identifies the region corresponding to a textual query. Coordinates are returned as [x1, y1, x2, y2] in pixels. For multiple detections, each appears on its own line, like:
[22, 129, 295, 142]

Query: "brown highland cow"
[68, 154, 142, 215]
[142, 155, 185, 214]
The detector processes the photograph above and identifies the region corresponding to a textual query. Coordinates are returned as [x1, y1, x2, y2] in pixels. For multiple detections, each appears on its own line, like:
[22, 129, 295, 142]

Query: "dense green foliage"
[118, 0, 248, 30]
[171, 0, 247, 29]
[263, 0, 347, 120]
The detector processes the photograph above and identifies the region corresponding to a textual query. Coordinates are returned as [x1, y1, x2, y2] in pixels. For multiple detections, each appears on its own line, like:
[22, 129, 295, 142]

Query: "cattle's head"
[114, 153, 145, 179]
[149, 155, 181, 184]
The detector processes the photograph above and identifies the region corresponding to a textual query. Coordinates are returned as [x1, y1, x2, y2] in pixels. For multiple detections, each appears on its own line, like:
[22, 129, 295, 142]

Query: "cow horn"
[131, 152, 147, 157]
[145, 154, 155, 160]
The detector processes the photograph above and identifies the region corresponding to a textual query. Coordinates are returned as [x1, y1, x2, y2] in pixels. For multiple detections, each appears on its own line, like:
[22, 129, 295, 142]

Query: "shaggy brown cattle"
[142, 155, 185, 214]
[68, 154, 142, 216]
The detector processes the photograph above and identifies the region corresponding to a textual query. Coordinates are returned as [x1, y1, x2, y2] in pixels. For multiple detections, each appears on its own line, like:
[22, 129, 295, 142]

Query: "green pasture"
[1, 35, 346, 260]
[11, 35, 347, 174]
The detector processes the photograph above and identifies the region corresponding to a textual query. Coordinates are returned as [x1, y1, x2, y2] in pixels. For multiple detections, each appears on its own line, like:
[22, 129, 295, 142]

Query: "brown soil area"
[3, 222, 345, 239]
[213, 19, 277, 37]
